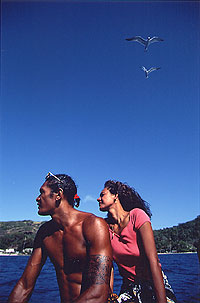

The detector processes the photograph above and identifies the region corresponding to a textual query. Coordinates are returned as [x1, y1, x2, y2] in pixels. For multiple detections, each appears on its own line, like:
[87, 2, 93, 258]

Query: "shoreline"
[0, 253, 27, 256]
[158, 251, 197, 255]
[0, 252, 197, 256]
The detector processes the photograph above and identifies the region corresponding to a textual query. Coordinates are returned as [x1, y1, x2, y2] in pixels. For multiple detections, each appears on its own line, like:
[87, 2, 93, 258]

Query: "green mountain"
[0, 216, 199, 253]
[153, 216, 200, 253]
[0, 220, 45, 252]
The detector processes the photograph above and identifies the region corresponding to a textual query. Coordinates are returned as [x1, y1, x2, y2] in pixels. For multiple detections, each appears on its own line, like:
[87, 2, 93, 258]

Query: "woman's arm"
[110, 266, 114, 293]
[139, 222, 167, 303]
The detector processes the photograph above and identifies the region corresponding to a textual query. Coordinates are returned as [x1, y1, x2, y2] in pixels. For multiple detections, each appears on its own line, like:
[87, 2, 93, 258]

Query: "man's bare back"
[8, 173, 112, 303]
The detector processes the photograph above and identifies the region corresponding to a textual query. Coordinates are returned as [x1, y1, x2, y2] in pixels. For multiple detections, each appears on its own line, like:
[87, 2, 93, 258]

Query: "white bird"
[141, 66, 161, 78]
[125, 36, 164, 51]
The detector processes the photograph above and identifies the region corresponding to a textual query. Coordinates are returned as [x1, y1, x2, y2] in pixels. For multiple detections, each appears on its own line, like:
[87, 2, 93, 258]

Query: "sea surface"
[0, 253, 199, 302]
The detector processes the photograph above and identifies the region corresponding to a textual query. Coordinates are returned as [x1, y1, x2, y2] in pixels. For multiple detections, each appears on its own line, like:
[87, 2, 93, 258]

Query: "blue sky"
[1, 0, 199, 230]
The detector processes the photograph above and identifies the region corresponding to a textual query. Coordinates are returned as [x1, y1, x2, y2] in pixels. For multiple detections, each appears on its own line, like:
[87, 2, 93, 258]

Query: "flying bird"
[125, 36, 164, 51]
[141, 66, 161, 78]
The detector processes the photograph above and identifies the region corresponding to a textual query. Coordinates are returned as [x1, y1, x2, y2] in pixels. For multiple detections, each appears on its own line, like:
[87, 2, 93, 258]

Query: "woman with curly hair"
[97, 180, 176, 303]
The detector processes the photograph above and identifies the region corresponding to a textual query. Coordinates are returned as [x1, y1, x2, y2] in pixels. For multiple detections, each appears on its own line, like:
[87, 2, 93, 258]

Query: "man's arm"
[8, 229, 47, 303]
[74, 216, 112, 303]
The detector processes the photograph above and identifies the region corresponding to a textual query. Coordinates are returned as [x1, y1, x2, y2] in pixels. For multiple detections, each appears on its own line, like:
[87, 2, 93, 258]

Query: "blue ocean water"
[0, 253, 199, 302]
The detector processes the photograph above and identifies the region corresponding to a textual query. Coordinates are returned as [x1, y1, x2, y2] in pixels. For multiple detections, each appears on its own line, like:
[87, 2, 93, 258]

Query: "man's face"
[36, 182, 57, 216]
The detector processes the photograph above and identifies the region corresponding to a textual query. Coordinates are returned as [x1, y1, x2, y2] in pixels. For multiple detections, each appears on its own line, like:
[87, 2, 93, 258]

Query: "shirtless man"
[8, 173, 112, 303]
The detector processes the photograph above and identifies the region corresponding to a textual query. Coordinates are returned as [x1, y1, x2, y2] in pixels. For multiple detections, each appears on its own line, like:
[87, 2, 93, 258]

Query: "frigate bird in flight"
[125, 36, 164, 51]
[141, 66, 161, 78]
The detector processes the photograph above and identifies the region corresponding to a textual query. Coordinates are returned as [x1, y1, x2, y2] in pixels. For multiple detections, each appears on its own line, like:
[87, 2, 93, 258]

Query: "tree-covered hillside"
[153, 216, 200, 253]
[0, 220, 45, 252]
[0, 216, 199, 253]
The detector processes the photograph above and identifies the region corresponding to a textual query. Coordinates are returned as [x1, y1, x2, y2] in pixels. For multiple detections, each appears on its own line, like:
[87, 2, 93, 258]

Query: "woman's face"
[97, 187, 116, 212]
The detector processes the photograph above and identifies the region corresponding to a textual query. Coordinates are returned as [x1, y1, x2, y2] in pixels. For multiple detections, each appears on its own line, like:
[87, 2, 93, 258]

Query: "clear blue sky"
[1, 0, 199, 230]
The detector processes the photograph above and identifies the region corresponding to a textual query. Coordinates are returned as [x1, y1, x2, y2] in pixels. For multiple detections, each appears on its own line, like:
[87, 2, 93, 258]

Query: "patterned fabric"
[108, 293, 119, 303]
[117, 272, 177, 303]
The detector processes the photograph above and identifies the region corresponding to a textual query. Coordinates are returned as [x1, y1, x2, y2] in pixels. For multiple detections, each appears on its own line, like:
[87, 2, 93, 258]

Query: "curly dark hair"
[104, 180, 152, 218]
[45, 174, 80, 208]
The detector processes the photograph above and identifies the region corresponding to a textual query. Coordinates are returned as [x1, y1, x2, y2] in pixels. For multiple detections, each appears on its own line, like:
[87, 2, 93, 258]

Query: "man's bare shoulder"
[83, 213, 106, 225]
[36, 219, 57, 234]
[82, 213, 109, 238]
[34, 220, 60, 248]
[73, 210, 101, 224]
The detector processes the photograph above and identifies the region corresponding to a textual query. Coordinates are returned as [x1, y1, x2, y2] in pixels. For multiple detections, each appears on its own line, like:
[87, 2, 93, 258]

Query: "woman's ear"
[114, 194, 118, 203]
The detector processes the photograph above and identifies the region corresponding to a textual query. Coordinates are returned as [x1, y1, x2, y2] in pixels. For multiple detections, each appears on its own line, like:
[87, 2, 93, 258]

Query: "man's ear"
[55, 189, 63, 207]
[56, 188, 63, 200]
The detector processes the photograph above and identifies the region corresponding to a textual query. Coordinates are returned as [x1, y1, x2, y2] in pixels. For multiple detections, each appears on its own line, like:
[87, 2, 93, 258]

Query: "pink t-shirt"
[109, 208, 151, 282]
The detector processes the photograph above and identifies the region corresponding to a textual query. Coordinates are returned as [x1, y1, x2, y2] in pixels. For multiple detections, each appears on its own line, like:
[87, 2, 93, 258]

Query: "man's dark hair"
[45, 174, 80, 207]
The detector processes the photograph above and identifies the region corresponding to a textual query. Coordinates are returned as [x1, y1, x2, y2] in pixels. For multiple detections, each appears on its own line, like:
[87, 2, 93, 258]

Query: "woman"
[97, 180, 177, 303]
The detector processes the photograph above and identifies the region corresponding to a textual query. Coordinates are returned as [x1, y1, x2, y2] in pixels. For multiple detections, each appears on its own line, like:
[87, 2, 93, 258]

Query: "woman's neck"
[108, 203, 129, 226]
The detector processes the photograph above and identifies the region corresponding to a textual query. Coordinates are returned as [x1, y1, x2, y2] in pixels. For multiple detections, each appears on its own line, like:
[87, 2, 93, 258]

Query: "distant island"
[154, 215, 200, 253]
[0, 216, 199, 255]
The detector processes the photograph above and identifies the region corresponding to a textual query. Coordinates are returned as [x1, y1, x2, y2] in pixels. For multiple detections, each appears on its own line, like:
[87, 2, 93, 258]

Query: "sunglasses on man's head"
[45, 172, 63, 183]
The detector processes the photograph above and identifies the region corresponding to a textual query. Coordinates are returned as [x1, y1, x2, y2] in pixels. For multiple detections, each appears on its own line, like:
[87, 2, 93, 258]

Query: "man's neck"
[51, 200, 78, 228]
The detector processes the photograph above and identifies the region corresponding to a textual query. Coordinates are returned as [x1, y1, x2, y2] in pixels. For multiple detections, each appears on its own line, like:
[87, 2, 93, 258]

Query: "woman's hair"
[104, 180, 152, 218]
[45, 174, 80, 208]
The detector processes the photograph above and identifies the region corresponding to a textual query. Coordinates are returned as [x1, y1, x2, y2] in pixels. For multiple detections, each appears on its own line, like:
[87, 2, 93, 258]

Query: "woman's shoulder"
[130, 208, 149, 216]
[129, 208, 151, 229]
